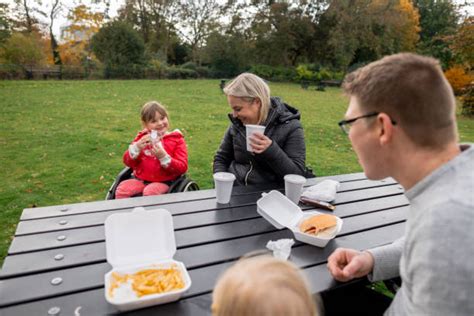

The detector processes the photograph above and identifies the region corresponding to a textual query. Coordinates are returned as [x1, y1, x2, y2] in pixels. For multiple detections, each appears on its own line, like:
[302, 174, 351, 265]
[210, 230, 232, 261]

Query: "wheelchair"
[105, 167, 200, 200]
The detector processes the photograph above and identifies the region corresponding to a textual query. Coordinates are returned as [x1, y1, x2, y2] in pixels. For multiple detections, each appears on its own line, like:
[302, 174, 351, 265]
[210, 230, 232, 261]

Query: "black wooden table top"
[0, 172, 408, 315]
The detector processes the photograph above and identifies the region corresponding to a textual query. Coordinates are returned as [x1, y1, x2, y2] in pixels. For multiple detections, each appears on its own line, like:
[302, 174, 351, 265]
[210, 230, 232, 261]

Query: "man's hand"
[249, 133, 272, 154]
[327, 248, 374, 282]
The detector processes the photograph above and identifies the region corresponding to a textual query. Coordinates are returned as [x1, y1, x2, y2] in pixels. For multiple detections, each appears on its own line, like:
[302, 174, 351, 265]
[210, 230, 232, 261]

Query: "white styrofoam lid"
[257, 190, 303, 229]
[105, 207, 176, 268]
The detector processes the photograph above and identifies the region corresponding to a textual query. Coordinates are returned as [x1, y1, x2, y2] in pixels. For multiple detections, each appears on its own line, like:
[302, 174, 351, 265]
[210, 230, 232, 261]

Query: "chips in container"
[104, 208, 191, 311]
[257, 190, 343, 247]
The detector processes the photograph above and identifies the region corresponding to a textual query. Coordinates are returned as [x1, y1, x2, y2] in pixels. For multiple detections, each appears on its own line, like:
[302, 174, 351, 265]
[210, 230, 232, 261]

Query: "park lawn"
[1, 79, 473, 265]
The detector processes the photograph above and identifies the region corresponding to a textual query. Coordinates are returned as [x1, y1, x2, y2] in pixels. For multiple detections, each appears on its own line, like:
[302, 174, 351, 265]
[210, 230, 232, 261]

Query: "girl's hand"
[249, 133, 272, 154]
[151, 142, 167, 159]
[135, 134, 151, 151]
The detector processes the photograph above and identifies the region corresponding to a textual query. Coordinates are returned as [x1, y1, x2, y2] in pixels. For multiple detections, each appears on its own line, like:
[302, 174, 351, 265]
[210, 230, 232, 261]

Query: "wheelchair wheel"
[182, 180, 200, 192]
[170, 178, 200, 193]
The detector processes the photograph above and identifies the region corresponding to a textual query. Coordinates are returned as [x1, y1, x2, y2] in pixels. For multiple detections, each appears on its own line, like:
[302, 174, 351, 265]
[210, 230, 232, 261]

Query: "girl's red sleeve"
[123, 131, 147, 169]
[167, 136, 188, 175]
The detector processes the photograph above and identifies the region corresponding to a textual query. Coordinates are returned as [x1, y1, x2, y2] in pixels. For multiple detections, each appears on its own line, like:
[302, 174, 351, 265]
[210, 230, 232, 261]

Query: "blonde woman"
[212, 255, 322, 316]
[213, 73, 312, 185]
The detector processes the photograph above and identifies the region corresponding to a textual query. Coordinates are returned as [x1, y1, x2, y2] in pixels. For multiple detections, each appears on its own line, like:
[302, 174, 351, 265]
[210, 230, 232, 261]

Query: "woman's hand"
[249, 133, 272, 154]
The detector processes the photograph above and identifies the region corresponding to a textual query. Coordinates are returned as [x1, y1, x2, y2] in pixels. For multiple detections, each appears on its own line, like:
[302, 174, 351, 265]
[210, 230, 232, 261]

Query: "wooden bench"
[25, 65, 62, 80]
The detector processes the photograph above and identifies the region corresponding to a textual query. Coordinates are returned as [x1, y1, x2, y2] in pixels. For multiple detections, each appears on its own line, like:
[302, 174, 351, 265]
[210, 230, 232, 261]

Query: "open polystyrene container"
[257, 190, 343, 247]
[104, 207, 191, 311]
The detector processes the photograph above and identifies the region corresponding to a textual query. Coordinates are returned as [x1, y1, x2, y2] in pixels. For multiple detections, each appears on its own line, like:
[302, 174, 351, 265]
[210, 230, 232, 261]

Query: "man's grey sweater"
[368, 145, 474, 316]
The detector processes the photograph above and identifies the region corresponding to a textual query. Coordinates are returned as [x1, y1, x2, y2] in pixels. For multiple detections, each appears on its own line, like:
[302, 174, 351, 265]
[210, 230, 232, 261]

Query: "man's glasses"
[338, 112, 397, 135]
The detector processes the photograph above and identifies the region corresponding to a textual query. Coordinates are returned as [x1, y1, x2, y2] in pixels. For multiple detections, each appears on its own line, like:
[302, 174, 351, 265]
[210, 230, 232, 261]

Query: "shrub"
[181, 61, 197, 71]
[250, 64, 296, 82]
[164, 66, 198, 79]
[462, 84, 474, 116]
[296, 64, 314, 81]
[444, 66, 473, 95]
[196, 66, 210, 78]
[249, 64, 274, 79]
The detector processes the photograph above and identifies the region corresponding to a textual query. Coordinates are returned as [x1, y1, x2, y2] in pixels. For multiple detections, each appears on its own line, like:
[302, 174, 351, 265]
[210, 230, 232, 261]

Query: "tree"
[251, 2, 317, 66]
[448, 17, 474, 69]
[12, 0, 41, 33]
[59, 4, 104, 66]
[322, 0, 420, 70]
[46, 0, 62, 65]
[0, 31, 45, 65]
[118, 0, 182, 64]
[203, 31, 250, 77]
[0, 3, 12, 45]
[176, 0, 225, 64]
[91, 21, 146, 78]
[414, 0, 459, 68]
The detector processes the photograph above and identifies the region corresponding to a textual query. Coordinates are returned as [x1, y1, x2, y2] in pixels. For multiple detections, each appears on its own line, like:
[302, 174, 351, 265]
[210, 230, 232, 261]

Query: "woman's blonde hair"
[223, 73, 271, 124]
[212, 256, 318, 316]
[140, 101, 170, 126]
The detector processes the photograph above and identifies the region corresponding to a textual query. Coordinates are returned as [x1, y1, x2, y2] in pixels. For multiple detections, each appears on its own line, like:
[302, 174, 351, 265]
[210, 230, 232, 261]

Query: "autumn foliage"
[444, 66, 474, 95]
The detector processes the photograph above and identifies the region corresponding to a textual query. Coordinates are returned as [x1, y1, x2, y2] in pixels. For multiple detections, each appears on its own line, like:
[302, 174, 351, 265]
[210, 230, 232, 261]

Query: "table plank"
[14, 180, 402, 237]
[0, 209, 406, 307]
[19, 173, 373, 220]
[0, 222, 405, 312]
[2, 195, 408, 277]
[7, 185, 405, 255]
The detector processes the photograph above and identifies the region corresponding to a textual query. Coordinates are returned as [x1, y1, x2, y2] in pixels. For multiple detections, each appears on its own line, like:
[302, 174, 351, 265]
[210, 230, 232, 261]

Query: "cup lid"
[257, 190, 303, 229]
[284, 174, 306, 184]
[245, 124, 265, 128]
[105, 208, 176, 268]
[213, 172, 236, 182]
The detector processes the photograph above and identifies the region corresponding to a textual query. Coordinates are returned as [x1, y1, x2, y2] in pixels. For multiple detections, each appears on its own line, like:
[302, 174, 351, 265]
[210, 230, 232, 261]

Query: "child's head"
[212, 256, 318, 316]
[140, 101, 170, 133]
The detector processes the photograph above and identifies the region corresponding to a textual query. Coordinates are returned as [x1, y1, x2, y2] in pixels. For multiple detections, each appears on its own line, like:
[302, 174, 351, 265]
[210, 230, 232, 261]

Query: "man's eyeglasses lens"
[338, 112, 379, 134]
[338, 112, 397, 135]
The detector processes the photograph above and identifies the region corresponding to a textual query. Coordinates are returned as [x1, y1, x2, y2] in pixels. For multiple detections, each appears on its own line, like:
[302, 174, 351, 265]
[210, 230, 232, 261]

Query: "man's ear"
[378, 113, 395, 145]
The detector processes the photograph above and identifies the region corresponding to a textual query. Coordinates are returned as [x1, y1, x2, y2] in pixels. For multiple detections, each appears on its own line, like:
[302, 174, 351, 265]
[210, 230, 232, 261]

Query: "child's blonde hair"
[140, 101, 169, 125]
[212, 255, 318, 316]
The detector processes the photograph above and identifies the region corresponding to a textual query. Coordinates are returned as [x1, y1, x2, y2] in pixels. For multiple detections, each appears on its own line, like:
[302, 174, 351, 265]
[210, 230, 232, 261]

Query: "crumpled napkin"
[266, 238, 295, 260]
[301, 179, 340, 202]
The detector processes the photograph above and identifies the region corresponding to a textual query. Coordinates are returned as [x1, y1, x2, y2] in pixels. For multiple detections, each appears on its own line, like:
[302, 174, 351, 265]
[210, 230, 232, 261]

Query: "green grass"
[1, 80, 473, 266]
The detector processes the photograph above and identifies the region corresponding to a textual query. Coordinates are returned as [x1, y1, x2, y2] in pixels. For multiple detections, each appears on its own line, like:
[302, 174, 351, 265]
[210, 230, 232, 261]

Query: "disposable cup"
[245, 125, 266, 151]
[284, 174, 306, 205]
[213, 172, 236, 204]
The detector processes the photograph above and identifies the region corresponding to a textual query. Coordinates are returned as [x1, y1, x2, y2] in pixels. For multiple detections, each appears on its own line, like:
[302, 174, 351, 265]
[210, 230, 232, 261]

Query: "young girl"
[115, 101, 188, 199]
[212, 255, 322, 316]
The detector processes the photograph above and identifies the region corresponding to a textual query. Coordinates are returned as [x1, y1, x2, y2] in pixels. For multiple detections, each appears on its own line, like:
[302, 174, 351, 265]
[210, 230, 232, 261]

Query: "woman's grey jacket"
[213, 97, 311, 186]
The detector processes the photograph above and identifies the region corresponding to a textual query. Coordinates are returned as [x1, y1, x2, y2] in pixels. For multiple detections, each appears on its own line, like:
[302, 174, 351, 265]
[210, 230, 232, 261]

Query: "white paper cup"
[245, 124, 266, 151]
[284, 174, 306, 205]
[213, 172, 236, 204]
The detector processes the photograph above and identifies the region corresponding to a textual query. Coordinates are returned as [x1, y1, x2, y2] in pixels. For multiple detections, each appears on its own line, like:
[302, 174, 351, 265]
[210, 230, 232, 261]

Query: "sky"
[1, 0, 473, 40]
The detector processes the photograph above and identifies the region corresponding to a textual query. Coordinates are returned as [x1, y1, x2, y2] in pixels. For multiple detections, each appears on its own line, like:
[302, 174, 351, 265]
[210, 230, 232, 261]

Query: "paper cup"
[213, 172, 236, 204]
[284, 174, 306, 205]
[245, 125, 266, 151]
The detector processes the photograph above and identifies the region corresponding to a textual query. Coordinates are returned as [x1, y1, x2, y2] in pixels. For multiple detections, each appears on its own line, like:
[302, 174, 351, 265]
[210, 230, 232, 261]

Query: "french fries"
[109, 264, 185, 298]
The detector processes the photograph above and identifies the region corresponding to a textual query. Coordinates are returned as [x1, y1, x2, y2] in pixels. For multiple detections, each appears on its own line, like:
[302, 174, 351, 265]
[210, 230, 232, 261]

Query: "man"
[327, 53, 474, 315]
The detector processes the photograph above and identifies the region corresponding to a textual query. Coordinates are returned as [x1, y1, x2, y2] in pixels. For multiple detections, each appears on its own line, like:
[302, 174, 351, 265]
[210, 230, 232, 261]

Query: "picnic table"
[0, 172, 408, 315]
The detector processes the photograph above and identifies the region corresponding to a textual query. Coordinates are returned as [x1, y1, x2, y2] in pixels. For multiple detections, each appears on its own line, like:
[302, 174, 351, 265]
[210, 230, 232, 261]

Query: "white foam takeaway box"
[104, 207, 191, 311]
[257, 190, 343, 247]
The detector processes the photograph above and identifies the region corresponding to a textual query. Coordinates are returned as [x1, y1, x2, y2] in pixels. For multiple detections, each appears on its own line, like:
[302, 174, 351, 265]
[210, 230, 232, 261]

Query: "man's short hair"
[343, 53, 458, 148]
